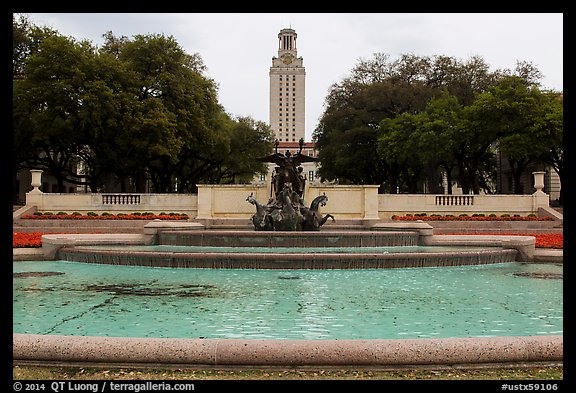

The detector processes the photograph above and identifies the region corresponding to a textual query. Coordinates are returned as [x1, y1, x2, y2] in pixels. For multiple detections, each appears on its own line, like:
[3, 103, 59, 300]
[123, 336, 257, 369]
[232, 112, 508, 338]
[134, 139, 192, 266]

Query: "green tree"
[378, 112, 426, 193]
[415, 94, 464, 194]
[14, 23, 272, 195]
[534, 92, 563, 203]
[465, 76, 552, 194]
[102, 32, 272, 192]
[13, 28, 97, 192]
[315, 52, 554, 195]
[313, 53, 499, 191]
[13, 14, 35, 202]
[378, 93, 464, 194]
[114, 33, 204, 192]
[211, 116, 275, 184]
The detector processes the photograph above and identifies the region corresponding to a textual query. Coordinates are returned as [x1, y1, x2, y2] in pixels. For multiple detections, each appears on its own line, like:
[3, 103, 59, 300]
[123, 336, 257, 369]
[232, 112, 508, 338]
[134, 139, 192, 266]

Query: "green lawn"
[13, 364, 563, 380]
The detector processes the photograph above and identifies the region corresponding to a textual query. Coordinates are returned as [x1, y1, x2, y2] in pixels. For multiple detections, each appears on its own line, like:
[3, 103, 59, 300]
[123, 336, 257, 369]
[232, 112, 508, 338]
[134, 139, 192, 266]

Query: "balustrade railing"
[102, 194, 141, 205]
[435, 195, 474, 206]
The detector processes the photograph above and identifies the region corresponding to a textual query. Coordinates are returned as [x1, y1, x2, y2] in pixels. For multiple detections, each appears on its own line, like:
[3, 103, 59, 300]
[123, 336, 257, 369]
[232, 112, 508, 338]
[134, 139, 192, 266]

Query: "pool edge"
[13, 334, 563, 367]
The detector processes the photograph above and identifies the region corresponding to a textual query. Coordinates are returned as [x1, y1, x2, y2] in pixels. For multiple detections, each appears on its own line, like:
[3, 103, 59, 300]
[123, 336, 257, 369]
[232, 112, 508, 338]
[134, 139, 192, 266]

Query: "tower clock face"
[282, 53, 294, 64]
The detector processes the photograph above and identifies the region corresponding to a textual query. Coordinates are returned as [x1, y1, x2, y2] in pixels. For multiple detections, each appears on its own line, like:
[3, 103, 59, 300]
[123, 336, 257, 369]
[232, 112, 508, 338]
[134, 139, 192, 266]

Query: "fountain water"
[56, 229, 518, 269]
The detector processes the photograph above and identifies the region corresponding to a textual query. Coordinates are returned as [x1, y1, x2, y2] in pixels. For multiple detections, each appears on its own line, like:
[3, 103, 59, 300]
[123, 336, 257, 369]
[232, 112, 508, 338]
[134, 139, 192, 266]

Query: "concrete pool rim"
[12, 334, 563, 367]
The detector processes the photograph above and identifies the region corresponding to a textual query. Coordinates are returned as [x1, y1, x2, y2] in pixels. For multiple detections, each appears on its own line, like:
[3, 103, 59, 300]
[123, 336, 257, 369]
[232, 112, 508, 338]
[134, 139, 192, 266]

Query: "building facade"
[269, 28, 306, 143]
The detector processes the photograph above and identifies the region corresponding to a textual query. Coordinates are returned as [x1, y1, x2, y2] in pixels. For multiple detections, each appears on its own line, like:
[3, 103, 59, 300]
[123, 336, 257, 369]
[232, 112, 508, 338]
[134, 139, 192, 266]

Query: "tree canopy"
[13, 15, 274, 198]
[313, 53, 563, 198]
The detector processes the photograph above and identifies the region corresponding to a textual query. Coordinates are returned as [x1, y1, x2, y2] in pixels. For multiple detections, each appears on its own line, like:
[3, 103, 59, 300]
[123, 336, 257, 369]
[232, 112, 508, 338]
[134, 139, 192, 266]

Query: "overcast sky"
[25, 13, 563, 141]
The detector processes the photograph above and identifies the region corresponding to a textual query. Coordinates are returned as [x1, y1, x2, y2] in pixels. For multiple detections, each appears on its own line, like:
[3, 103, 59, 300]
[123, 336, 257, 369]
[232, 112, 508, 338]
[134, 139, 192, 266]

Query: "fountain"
[246, 139, 334, 231]
[12, 147, 562, 368]
[55, 230, 519, 269]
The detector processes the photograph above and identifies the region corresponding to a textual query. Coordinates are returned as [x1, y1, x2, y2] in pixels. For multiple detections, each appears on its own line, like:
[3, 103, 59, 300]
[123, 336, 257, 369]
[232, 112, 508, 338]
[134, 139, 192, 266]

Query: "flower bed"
[13, 232, 44, 248]
[21, 212, 189, 220]
[13, 232, 563, 249]
[392, 213, 554, 221]
[442, 232, 563, 249]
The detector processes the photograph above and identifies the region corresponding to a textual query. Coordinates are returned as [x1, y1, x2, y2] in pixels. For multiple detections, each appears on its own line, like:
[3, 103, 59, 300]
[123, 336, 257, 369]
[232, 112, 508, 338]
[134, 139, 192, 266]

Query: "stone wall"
[19, 172, 553, 221]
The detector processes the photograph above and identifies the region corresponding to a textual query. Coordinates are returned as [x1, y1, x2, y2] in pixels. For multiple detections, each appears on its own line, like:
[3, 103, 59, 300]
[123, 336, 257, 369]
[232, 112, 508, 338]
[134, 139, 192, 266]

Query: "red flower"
[13, 232, 43, 248]
[21, 213, 189, 221]
[442, 232, 563, 249]
[392, 214, 553, 222]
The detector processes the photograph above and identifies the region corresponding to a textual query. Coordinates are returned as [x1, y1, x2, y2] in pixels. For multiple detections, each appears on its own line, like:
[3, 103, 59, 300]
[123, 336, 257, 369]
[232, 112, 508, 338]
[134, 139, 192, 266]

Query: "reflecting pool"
[13, 261, 562, 340]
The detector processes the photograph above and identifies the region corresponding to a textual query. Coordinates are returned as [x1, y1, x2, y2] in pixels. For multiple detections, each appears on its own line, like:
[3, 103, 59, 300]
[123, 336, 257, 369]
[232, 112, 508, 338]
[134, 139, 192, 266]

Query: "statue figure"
[248, 138, 333, 231]
[246, 193, 273, 231]
[257, 138, 317, 199]
[270, 183, 303, 231]
[300, 193, 335, 231]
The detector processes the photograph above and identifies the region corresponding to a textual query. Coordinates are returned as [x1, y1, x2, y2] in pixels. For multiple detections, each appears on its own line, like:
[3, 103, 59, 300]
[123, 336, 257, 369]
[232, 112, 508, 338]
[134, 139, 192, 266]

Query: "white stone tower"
[269, 28, 306, 143]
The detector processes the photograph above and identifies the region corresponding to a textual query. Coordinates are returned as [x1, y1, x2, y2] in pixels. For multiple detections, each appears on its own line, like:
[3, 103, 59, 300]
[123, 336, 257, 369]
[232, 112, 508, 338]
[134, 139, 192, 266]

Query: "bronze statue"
[257, 138, 317, 199]
[248, 138, 333, 231]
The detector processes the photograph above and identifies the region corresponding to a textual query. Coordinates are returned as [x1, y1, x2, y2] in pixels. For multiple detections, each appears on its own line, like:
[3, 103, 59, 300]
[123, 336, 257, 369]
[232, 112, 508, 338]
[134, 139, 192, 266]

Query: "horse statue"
[246, 193, 274, 231]
[300, 193, 335, 231]
[270, 183, 303, 231]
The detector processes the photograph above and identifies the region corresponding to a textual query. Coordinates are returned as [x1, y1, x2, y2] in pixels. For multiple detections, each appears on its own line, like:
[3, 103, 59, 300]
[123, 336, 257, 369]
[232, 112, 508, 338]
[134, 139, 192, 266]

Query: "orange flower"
[392, 214, 553, 222]
[21, 213, 189, 220]
[13, 232, 43, 248]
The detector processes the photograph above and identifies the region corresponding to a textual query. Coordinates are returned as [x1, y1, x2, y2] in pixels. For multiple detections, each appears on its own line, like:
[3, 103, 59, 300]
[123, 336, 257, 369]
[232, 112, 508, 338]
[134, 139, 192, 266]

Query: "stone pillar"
[29, 170, 43, 194]
[363, 185, 381, 220]
[195, 184, 213, 219]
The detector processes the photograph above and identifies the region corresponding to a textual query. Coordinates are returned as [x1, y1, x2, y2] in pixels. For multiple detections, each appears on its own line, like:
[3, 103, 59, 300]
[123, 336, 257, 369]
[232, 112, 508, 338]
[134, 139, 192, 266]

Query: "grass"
[13, 365, 563, 380]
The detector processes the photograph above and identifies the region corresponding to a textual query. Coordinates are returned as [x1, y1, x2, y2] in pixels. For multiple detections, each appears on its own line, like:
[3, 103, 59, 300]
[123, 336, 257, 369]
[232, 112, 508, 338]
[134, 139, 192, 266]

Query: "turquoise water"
[13, 261, 562, 340]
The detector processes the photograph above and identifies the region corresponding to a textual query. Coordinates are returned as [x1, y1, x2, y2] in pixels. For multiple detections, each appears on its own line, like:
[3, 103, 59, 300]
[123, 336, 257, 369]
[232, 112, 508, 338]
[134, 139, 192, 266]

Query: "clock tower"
[269, 28, 306, 143]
